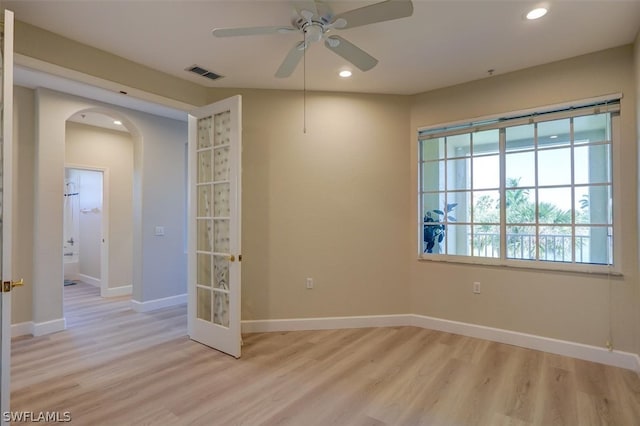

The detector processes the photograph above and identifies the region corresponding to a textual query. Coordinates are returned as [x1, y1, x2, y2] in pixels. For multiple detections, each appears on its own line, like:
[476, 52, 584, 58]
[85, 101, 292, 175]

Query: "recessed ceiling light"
[113, 120, 122, 125]
[339, 70, 352, 78]
[526, 7, 548, 20]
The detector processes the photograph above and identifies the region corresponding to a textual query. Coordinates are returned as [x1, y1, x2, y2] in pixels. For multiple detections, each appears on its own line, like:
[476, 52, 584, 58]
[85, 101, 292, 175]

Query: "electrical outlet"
[306, 278, 314, 289]
[473, 281, 481, 294]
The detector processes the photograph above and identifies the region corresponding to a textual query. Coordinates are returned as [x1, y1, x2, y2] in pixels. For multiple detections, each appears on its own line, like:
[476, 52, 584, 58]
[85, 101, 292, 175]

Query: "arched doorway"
[32, 92, 144, 335]
[62, 110, 135, 321]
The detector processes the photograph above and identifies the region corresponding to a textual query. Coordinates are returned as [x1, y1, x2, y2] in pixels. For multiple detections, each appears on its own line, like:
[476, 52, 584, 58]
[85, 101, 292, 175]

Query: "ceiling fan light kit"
[212, 0, 414, 78]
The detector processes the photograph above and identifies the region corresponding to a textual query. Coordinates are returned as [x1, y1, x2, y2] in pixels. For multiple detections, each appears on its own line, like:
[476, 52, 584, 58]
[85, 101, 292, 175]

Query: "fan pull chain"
[303, 30, 307, 134]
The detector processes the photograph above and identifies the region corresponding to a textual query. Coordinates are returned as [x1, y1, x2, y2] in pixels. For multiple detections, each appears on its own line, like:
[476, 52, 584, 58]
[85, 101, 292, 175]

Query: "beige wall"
[206, 89, 413, 320]
[12, 87, 35, 324]
[410, 45, 639, 353]
[65, 122, 134, 289]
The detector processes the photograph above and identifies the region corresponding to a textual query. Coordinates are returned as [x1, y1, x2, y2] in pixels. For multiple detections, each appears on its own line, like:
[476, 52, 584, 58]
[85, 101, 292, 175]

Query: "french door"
[187, 96, 242, 358]
[0, 9, 14, 425]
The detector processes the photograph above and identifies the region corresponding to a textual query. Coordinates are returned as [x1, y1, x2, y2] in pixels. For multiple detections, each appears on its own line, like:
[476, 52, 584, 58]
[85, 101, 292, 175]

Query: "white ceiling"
[5, 1, 640, 95]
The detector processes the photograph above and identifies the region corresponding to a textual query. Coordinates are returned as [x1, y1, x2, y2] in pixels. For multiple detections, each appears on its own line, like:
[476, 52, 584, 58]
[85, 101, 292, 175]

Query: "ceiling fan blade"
[315, 1, 335, 23]
[334, 0, 413, 29]
[212, 26, 296, 37]
[275, 41, 306, 78]
[324, 36, 378, 72]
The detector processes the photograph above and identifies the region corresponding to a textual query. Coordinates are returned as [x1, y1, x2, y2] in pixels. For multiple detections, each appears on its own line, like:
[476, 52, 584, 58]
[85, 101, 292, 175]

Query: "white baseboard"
[102, 285, 132, 298]
[408, 314, 640, 372]
[13, 318, 67, 337]
[33, 318, 66, 337]
[11, 309, 640, 372]
[241, 314, 410, 334]
[78, 273, 100, 287]
[11, 321, 33, 337]
[131, 293, 187, 313]
[241, 313, 640, 373]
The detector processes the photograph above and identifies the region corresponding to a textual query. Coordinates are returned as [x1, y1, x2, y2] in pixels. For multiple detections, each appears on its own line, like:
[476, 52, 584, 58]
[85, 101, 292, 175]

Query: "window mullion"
[444, 137, 449, 255]
[534, 122, 540, 261]
[418, 139, 423, 255]
[570, 117, 576, 264]
[499, 128, 506, 261]
[469, 133, 473, 256]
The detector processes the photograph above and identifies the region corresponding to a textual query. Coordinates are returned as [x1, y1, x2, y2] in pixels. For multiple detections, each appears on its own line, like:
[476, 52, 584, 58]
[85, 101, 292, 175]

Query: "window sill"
[416, 254, 623, 277]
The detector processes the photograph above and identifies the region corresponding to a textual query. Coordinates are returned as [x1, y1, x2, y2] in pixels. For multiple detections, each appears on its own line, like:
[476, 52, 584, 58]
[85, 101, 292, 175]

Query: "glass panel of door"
[196, 111, 231, 328]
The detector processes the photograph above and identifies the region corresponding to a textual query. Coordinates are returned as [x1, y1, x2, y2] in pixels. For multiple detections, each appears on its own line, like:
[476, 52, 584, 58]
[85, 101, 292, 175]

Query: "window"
[418, 97, 619, 271]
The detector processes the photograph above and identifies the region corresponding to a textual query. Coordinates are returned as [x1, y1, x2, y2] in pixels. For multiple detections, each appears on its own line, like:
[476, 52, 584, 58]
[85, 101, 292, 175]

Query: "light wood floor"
[10, 282, 640, 425]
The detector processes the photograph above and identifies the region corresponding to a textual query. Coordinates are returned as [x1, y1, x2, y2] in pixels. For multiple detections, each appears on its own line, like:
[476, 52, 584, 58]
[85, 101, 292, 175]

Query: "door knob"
[228, 255, 235, 262]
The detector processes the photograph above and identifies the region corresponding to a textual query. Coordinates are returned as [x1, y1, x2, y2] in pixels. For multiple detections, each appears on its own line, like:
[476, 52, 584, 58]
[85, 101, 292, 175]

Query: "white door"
[0, 9, 14, 425]
[187, 96, 242, 358]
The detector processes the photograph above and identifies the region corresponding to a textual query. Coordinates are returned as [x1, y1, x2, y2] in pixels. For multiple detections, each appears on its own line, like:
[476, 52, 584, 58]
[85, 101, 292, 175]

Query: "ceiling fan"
[212, 0, 414, 78]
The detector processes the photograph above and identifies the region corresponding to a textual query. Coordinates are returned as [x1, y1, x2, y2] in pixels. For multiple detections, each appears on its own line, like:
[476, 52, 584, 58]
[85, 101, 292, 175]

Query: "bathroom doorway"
[63, 167, 104, 289]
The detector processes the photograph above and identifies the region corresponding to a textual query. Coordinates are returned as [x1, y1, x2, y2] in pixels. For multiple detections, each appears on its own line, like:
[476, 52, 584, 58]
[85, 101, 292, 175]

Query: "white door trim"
[0, 10, 15, 424]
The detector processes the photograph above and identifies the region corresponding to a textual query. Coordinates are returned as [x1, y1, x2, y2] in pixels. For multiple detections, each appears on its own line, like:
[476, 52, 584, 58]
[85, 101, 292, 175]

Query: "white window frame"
[417, 94, 622, 275]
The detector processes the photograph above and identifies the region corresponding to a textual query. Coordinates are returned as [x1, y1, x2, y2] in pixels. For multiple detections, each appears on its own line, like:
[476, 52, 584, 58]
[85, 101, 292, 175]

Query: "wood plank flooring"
[10, 282, 640, 425]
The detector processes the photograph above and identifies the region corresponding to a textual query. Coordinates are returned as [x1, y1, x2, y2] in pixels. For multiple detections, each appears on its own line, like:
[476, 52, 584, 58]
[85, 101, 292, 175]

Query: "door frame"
[0, 9, 14, 424]
[63, 165, 109, 298]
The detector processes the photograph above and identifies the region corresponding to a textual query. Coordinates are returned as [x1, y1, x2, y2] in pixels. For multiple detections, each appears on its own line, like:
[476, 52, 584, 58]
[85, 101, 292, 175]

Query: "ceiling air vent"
[186, 65, 223, 81]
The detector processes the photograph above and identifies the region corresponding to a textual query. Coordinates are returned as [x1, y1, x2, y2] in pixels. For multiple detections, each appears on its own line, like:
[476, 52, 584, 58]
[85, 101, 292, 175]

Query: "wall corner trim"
[32, 318, 66, 337]
[130, 293, 187, 313]
[241, 314, 640, 373]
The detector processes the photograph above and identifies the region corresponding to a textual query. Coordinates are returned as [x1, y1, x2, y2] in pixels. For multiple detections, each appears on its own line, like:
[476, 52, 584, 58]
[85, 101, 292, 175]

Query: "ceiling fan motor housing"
[302, 22, 324, 43]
